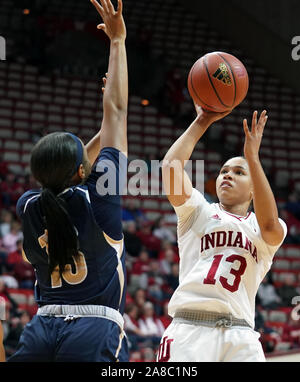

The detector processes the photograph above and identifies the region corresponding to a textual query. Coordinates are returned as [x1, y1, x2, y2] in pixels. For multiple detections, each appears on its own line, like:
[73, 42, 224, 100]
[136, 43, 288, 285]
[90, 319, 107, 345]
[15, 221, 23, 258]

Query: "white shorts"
[156, 321, 265, 362]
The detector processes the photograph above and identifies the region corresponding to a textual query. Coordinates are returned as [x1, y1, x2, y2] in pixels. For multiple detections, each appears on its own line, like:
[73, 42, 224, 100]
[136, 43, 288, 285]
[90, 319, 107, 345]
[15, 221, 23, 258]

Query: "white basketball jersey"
[168, 188, 287, 328]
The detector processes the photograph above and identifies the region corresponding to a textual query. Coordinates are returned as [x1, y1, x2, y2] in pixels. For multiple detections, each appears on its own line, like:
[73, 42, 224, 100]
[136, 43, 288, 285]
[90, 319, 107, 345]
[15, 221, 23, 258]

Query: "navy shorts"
[8, 315, 129, 362]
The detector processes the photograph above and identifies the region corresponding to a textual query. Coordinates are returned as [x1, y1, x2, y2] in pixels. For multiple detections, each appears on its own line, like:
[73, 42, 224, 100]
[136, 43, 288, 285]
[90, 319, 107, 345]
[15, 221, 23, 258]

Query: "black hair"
[30, 132, 81, 277]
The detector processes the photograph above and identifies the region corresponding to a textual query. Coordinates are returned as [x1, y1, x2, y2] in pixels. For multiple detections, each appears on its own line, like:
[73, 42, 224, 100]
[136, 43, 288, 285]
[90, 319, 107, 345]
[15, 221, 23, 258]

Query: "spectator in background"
[157, 240, 178, 259]
[13, 260, 35, 290]
[152, 217, 176, 244]
[159, 246, 179, 276]
[2, 222, 23, 254]
[122, 198, 146, 227]
[136, 221, 161, 258]
[0, 174, 18, 208]
[131, 250, 151, 277]
[0, 278, 18, 317]
[123, 221, 143, 258]
[146, 259, 166, 314]
[257, 276, 282, 310]
[279, 208, 300, 244]
[129, 250, 151, 292]
[124, 303, 148, 351]
[277, 274, 299, 307]
[164, 263, 179, 294]
[138, 301, 165, 347]
[4, 310, 30, 357]
[133, 288, 147, 313]
[6, 240, 24, 272]
[0, 210, 14, 238]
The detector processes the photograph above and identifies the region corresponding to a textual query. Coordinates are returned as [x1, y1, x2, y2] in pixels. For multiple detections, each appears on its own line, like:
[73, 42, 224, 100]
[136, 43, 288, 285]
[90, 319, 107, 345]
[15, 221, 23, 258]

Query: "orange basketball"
[187, 52, 249, 112]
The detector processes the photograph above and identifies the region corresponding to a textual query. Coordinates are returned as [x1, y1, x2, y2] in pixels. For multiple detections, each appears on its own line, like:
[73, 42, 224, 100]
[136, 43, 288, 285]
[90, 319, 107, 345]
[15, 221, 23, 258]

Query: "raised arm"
[243, 110, 285, 246]
[162, 104, 230, 207]
[88, 0, 128, 160]
[85, 74, 107, 165]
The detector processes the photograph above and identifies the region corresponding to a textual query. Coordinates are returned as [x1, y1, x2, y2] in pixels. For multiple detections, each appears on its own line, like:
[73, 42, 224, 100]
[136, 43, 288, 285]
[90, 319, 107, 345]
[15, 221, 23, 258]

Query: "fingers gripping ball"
[188, 52, 249, 112]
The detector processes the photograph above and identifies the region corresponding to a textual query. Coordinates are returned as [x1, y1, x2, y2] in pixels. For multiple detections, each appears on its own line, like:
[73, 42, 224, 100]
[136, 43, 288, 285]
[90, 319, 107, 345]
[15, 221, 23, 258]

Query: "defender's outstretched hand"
[91, 0, 126, 41]
[89, 0, 128, 157]
[243, 110, 268, 160]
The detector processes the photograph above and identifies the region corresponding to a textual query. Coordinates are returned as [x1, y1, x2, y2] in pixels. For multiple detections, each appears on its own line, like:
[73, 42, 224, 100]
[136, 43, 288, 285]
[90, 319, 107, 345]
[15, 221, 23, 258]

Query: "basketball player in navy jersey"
[8, 0, 129, 362]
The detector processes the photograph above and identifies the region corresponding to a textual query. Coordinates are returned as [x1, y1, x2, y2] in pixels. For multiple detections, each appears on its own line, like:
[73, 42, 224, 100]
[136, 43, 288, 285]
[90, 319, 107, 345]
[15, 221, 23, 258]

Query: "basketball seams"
[189, 59, 217, 111]
[217, 52, 237, 107]
[203, 55, 231, 109]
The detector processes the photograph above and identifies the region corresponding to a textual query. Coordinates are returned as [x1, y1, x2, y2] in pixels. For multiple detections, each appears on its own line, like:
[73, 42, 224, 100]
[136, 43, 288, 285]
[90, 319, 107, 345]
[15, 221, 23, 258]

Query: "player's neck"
[218, 202, 249, 217]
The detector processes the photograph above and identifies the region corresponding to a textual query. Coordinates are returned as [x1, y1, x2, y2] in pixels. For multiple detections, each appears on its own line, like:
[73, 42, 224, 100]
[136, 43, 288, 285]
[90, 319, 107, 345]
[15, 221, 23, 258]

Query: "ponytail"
[40, 188, 79, 277]
[31, 132, 85, 277]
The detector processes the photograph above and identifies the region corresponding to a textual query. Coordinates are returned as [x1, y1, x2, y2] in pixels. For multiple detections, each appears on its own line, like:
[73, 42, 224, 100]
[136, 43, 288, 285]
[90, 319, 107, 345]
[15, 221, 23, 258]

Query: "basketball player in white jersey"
[157, 105, 287, 362]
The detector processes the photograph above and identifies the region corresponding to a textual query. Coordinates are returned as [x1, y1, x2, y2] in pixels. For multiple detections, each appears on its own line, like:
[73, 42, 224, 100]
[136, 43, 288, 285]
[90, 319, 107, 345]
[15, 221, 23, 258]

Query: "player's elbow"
[161, 158, 172, 170]
[114, 103, 128, 115]
[162, 157, 181, 170]
[162, 158, 179, 179]
[104, 100, 127, 116]
[261, 218, 280, 233]
[261, 221, 284, 246]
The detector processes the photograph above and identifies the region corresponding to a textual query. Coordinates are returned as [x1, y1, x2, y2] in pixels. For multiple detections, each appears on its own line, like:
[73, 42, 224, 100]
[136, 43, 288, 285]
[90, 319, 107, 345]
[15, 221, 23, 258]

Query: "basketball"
[187, 52, 249, 112]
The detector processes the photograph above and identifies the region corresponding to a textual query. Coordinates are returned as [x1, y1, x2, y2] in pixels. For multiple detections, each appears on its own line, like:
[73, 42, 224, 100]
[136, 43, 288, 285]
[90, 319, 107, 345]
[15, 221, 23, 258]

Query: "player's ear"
[77, 164, 85, 180]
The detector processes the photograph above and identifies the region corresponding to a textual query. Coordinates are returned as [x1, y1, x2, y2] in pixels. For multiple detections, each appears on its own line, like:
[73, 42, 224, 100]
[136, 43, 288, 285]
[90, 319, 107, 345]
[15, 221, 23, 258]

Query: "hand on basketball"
[194, 101, 232, 126]
[243, 110, 268, 160]
[91, 0, 126, 42]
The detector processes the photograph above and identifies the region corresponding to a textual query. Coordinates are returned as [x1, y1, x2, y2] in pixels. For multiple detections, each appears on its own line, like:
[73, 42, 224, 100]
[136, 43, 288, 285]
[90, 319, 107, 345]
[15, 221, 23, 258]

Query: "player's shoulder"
[174, 189, 215, 237]
[93, 146, 127, 170]
[72, 185, 91, 204]
[180, 188, 212, 209]
[16, 186, 92, 218]
[16, 189, 41, 218]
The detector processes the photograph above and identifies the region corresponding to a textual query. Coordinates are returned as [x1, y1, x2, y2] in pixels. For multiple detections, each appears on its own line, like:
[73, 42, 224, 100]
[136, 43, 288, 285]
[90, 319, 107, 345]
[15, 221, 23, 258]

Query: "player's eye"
[220, 169, 227, 174]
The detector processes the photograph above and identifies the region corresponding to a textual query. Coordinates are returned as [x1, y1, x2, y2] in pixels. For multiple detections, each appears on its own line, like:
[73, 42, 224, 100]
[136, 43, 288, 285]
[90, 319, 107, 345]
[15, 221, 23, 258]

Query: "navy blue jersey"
[16, 147, 128, 314]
